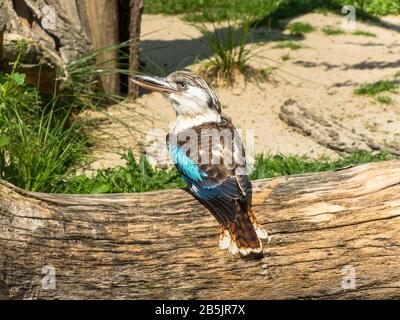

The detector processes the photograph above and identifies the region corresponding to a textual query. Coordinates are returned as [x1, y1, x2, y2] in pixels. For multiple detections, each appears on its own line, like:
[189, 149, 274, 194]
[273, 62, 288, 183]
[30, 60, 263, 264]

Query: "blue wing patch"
[168, 144, 207, 182]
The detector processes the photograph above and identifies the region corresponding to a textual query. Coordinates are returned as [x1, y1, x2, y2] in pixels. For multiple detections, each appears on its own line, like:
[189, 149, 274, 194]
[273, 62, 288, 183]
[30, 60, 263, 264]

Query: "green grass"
[0, 47, 88, 192]
[273, 40, 303, 50]
[250, 151, 395, 180]
[145, 0, 400, 23]
[356, 0, 400, 16]
[144, 0, 282, 22]
[259, 67, 276, 80]
[196, 20, 257, 84]
[354, 80, 398, 96]
[322, 26, 345, 35]
[52, 150, 185, 193]
[287, 22, 315, 35]
[352, 30, 377, 37]
[281, 53, 290, 61]
[52, 150, 395, 194]
[375, 95, 393, 105]
[64, 41, 133, 105]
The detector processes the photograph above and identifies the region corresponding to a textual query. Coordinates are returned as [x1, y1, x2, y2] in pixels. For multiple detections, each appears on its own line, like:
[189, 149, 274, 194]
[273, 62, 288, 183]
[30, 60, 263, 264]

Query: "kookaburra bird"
[132, 71, 268, 258]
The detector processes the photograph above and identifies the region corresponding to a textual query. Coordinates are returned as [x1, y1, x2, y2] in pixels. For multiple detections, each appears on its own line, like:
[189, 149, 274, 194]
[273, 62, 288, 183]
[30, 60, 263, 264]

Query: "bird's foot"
[255, 226, 269, 239]
[219, 228, 231, 250]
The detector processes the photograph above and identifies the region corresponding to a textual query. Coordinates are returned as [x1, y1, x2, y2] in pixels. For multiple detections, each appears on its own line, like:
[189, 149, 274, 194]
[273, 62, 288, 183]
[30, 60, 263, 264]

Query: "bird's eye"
[176, 81, 188, 90]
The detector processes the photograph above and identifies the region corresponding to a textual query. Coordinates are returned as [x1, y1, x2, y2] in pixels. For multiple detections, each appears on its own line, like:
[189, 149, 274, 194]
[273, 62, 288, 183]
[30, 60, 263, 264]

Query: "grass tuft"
[53, 149, 185, 193]
[63, 41, 133, 105]
[0, 47, 88, 192]
[354, 80, 398, 96]
[375, 95, 393, 105]
[287, 22, 315, 36]
[352, 30, 376, 37]
[322, 26, 345, 35]
[273, 40, 303, 50]
[196, 19, 258, 85]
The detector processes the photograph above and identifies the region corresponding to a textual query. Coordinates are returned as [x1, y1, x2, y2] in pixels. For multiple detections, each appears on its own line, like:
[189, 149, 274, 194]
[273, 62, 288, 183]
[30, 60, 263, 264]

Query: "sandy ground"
[80, 12, 400, 172]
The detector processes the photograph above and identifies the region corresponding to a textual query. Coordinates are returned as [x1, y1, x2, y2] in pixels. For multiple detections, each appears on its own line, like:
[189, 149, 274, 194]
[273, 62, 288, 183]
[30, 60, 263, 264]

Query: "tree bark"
[128, 0, 144, 99]
[80, 0, 120, 95]
[0, 2, 6, 65]
[0, 160, 400, 299]
[2, 0, 91, 67]
[0, 0, 138, 95]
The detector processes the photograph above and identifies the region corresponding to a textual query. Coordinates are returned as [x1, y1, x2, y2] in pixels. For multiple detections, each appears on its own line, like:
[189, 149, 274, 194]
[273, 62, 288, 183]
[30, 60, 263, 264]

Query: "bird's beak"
[131, 75, 177, 93]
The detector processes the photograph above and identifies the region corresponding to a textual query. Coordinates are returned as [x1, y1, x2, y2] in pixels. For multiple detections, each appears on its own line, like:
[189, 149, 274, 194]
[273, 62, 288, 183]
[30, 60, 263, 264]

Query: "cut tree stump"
[0, 160, 400, 299]
[0, 0, 144, 96]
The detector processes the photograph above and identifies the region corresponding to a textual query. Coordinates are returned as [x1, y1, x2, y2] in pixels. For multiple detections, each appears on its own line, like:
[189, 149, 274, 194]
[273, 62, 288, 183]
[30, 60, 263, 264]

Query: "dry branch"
[0, 160, 400, 299]
[279, 99, 400, 156]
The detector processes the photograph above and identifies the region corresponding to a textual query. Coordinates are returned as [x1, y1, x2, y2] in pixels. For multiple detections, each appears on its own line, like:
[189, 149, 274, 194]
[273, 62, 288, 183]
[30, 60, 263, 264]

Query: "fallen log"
[0, 160, 400, 299]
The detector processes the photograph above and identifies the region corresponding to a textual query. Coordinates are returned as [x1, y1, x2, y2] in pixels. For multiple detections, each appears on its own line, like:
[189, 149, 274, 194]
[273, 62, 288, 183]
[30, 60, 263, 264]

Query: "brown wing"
[167, 118, 253, 227]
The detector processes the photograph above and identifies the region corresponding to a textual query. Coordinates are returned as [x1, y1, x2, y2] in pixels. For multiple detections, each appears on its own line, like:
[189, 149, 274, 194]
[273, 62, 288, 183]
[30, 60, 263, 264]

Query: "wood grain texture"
[1, 0, 122, 94]
[81, 0, 120, 95]
[0, 160, 400, 299]
[0, 1, 5, 64]
[128, 0, 144, 99]
[2, 0, 91, 66]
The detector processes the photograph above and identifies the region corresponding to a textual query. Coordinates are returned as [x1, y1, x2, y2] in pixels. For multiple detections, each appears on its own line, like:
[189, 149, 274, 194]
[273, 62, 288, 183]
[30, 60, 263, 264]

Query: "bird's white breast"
[170, 112, 221, 134]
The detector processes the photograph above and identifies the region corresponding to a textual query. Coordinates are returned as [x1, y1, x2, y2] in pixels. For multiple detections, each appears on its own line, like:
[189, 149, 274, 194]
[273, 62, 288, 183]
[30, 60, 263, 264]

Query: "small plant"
[322, 26, 345, 35]
[394, 71, 400, 78]
[0, 45, 88, 192]
[197, 19, 257, 84]
[287, 22, 315, 35]
[352, 30, 376, 37]
[354, 80, 398, 105]
[375, 95, 393, 105]
[259, 67, 276, 80]
[281, 54, 290, 61]
[354, 80, 398, 96]
[273, 40, 303, 50]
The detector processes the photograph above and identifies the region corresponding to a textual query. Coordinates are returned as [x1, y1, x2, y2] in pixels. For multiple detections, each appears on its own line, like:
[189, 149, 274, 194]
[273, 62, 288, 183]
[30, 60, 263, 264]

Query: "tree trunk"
[80, 0, 120, 95]
[128, 0, 144, 99]
[0, 2, 6, 65]
[0, 0, 144, 96]
[0, 160, 399, 299]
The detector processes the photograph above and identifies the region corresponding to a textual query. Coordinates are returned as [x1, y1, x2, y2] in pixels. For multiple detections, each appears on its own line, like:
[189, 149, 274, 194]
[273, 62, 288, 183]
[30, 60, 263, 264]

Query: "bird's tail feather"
[228, 209, 263, 258]
[203, 196, 266, 258]
[248, 207, 269, 240]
